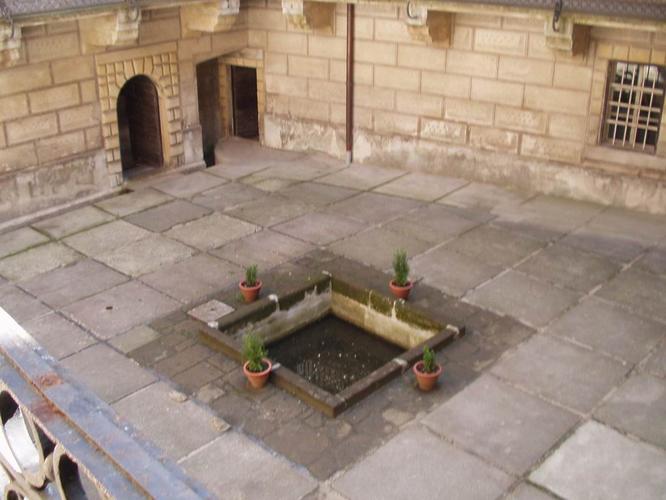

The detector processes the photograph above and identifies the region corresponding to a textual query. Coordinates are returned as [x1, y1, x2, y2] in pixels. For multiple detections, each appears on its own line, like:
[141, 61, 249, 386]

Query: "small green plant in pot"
[242, 333, 272, 389]
[389, 249, 413, 300]
[413, 346, 442, 392]
[239, 264, 262, 303]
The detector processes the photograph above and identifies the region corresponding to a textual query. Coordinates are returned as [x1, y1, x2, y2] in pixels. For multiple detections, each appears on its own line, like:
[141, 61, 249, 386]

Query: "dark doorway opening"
[231, 66, 259, 139]
[117, 75, 163, 177]
[196, 59, 222, 167]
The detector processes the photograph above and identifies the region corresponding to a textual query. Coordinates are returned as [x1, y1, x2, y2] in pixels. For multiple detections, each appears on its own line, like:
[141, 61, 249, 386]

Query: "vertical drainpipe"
[346, 3, 354, 165]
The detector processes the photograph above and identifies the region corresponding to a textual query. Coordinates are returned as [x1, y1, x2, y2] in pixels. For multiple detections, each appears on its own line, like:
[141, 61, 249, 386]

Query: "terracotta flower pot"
[243, 358, 272, 389]
[239, 280, 262, 303]
[389, 280, 413, 300]
[413, 360, 442, 392]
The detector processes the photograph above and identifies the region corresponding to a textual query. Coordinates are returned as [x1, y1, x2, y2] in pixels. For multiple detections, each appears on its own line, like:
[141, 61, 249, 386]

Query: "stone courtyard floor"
[1, 137, 665, 499]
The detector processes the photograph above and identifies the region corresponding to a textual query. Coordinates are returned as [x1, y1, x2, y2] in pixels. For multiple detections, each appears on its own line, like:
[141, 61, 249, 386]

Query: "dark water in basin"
[268, 314, 403, 394]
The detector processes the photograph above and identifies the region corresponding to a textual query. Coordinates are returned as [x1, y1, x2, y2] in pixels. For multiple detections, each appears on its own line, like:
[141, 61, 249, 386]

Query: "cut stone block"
[0, 243, 80, 281]
[95, 188, 172, 217]
[63, 220, 150, 257]
[152, 171, 226, 198]
[165, 212, 258, 251]
[0, 227, 49, 259]
[24, 312, 96, 360]
[546, 297, 664, 364]
[423, 375, 577, 474]
[466, 270, 581, 328]
[531, 421, 666, 500]
[595, 374, 666, 448]
[273, 212, 365, 245]
[211, 230, 314, 269]
[318, 164, 405, 190]
[125, 199, 212, 233]
[32, 206, 114, 239]
[188, 300, 234, 324]
[19, 259, 127, 308]
[0, 285, 51, 322]
[375, 172, 468, 202]
[61, 343, 156, 403]
[333, 426, 512, 500]
[491, 334, 629, 412]
[62, 280, 180, 340]
[326, 192, 423, 224]
[112, 382, 227, 461]
[597, 268, 666, 323]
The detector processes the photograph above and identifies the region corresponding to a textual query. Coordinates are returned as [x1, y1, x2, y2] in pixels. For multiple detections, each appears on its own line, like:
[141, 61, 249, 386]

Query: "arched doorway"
[117, 75, 164, 176]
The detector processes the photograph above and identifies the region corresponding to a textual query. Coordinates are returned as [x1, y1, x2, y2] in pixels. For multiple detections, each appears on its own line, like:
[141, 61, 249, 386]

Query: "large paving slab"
[597, 268, 666, 323]
[206, 161, 272, 180]
[328, 227, 432, 271]
[374, 172, 468, 201]
[62, 280, 180, 339]
[0, 226, 49, 259]
[384, 204, 480, 245]
[112, 382, 227, 462]
[95, 234, 195, 277]
[151, 171, 226, 198]
[333, 426, 513, 500]
[317, 164, 406, 190]
[466, 270, 581, 328]
[240, 176, 298, 193]
[164, 212, 258, 251]
[211, 230, 314, 269]
[0, 285, 51, 322]
[19, 259, 128, 308]
[595, 373, 666, 448]
[190, 182, 268, 211]
[531, 421, 666, 500]
[125, 200, 211, 233]
[644, 342, 666, 378]
[61, 343, 156, 403]
[439, 182, 530, 212]
[95, 187, 172, 217]
[517, 244, 620, 293]
[277, 181, 358, 206]
[637, 244, 666, 275]
[140, 254, 241, 303]
[24, 312, 96, 360]
[586, 206, 666, 244]
[63, 220, 150, 257]
[180, 431, 317, 500]
[273, 212, 365, 245]
[507, 483, 557, 499]
[423, 375, 577, 475]
[546, 297, 664, 364]
[326, 192, 423, 224]
[226, 194, 313, 227]
[411, 246, 502, 297]
[444, 225, 544, 268]
[32, 206, 114, 239]
[108, 325, 160, 354]
[561, 225, 647, 262]
[0, 242, 80, 281]
[243, 157, 340, 182]
[491, 334, 629, 412]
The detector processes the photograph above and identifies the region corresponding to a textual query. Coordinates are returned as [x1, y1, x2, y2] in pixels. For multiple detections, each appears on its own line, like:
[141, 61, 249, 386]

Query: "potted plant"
[241, 333, 272, 389]
[239, 264, 262, 303]
[413, 346, 442, 392]
[389, 249, 413, 300]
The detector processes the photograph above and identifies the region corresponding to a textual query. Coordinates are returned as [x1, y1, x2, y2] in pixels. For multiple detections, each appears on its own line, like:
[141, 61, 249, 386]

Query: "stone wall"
[248, 1, 666, 213]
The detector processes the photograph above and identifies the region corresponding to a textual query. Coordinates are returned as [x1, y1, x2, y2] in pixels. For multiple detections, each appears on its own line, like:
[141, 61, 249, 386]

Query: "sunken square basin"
[198, 273, 463, 417]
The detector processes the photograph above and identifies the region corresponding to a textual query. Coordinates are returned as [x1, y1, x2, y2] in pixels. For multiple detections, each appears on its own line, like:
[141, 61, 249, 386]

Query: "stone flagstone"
[152, 171, 226, 198]
[95, 187, 172, 217]
[0, 243, 80, 282]
[125, 200, 211, 233]
[32, 206, 114, 239]
[24, 312, 96, 360]
[63, 220, 150, 257]
[165, 212, 258, 251]
[0, 285, 51, 323]
[375, 172, 468, 201]
[0, 226, 49, 259]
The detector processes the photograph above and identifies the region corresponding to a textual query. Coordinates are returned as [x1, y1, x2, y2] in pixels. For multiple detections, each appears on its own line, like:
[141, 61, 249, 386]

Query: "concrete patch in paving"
[0, 285, 51, 322]
[423, 375, 577, 474]
[491, 334, 629, 412]
[32, 206, 114, 239]
[227, 194, 313, 227]
[188, 299, 234, 324]
[61, 343, 156, 403]
[140, 254, 241, 304]
[96, 234, 195, 277]
[517, 244, 620, 292]
[595, 373, 666, 448]
[0, 242, 80, 281]
[95, 188, 172, 217]
[19, 259, 128, 308]
[531, 421, 666, 500]
[152, 171, 226, 198]
[273, 212, 365, 245]
[318, 164, 405, 190]
[109, 325, 160, 354]
[597, 268, 666, 323]
[277, 181, 358, 206]
[333, 426, 513, 500]
[24, 312, 96, 359]
[63, 220, 150, 257]
[125, 199, 211, 233]
[211, 230, 314, 269]
[62, 280, 180, 340]
[112, 382, 227, 461]
[385, 204, 480, 244]
[546, 297, 664, 364]
[466, 270, 581, 328]
[375, 172, 468, 201]
[326, 192, 423, 224]
[180, 431, 317, 500]
[190, 182, 268, 211]
[0, 226, 49, 259]
[439, 182, 529, 212]
[165, 212, 258, 251]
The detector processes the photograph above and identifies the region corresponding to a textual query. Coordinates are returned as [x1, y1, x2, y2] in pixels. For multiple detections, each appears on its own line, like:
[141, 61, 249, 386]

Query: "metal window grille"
[602, 61, 666, 154]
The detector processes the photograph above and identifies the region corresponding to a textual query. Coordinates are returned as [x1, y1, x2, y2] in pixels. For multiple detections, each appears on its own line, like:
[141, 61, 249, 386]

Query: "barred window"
[602, 61, 665, 153]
